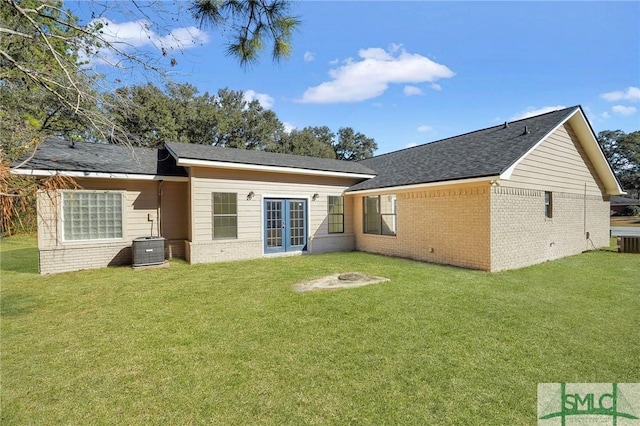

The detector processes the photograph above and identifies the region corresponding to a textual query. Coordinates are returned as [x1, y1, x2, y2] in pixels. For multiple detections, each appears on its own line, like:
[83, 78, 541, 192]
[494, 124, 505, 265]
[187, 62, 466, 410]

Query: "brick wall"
[165, 239, 187, 260]
[39, 242, 132, 274]
[186, 239, 264, 264]
[490, 186, 610, 271]
[308, 233, 355, 253]
[39, 239, 187, 275]
[187, 234, 355, 263]
[354, 185, 492, 270]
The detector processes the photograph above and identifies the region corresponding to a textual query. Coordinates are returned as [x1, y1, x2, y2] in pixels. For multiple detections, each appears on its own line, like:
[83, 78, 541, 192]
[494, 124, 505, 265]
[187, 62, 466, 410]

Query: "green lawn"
[1, 236, 638, 425]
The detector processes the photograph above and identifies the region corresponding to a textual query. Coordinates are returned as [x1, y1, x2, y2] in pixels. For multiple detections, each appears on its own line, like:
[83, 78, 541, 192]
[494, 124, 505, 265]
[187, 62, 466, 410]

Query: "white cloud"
[243, 90, 275, 109]
[404, 85, 423, 96]
[94, 18, 207, 50]
[304, 51, 316, 63]
[510, 105, 566, 121]
[94, 19, 153, 48]
[328, 58, 339, 65]
[600, 86, 640, 102]
[430, 83, 442, 91]
[82, 18, 208, 66]
[417, 125, 433, 132]
[601, 111, 611, 119]
[298, 46, 455, 104]
[611, 105, 637, 116]
[405, 142, 418, 148]
[283, 122, 296, 133]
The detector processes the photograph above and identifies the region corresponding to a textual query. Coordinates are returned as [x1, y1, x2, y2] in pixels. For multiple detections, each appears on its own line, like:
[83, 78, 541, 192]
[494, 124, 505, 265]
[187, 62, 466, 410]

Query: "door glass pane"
[266, 201, 282, 248]
[289, 201, 305, 247]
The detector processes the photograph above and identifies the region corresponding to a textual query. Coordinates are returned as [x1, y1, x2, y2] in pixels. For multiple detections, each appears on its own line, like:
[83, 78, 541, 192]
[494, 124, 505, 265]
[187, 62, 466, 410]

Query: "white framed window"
[212, 192, 237, 239]
[363, 194, 397, 236]
[327, 196, 344, 234]
[62, 191, 124, 241]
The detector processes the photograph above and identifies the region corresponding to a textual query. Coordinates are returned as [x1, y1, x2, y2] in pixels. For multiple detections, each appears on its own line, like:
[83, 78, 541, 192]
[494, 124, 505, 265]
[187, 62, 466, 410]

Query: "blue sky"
[72, 1, 640, 155]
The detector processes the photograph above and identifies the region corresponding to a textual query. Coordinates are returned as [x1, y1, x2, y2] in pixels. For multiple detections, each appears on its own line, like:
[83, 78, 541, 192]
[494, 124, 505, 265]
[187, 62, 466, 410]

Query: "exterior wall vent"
[132, 236, 165, 267]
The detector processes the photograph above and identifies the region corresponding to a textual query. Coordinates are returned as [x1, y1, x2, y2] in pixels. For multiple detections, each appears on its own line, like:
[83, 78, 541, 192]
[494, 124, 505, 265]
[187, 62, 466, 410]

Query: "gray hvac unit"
[132, 236, 165, 267]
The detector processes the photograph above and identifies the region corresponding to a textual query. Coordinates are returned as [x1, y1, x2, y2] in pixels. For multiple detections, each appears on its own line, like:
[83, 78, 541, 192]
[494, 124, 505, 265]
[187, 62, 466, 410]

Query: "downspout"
[158, 180, 164, 238]
[584, 183, 588, 249]
[584, 183, 587, 235]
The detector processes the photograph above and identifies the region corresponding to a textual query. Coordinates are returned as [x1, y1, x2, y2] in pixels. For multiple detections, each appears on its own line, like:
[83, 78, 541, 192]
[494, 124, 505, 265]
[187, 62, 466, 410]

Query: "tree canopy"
[597, 130, 640, 197]
[334, 127, 377, 161]
[274, 126, 336, 159]
[1, 0, 100, 158]
[106, 82, 377, 160]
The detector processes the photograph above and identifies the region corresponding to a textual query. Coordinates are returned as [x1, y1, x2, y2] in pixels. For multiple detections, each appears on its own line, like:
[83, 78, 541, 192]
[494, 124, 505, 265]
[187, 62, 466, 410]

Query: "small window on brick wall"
[212, 192, 237, 239]
[544, 191, 553, 218]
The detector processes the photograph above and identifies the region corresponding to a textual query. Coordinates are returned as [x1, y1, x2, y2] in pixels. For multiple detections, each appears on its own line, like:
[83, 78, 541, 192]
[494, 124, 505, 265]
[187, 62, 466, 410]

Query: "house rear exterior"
[13, 106, 623, 274]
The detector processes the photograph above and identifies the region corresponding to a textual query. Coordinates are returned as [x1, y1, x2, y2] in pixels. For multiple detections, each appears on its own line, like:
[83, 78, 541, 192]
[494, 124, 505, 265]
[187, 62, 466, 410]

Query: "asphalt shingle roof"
[13, 106, 585, 189]
[12, 139, 187, 177]
[165, 142, 377, 176]
[348, 106, 580, 192]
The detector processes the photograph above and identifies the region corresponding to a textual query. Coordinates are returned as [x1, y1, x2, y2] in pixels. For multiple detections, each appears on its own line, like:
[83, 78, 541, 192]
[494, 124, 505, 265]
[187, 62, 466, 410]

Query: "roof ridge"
[359, 105, 579, 162]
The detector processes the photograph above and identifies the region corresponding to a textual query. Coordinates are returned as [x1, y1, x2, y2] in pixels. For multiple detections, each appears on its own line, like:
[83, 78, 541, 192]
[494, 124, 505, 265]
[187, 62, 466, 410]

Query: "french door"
[264, 199, 307, 253]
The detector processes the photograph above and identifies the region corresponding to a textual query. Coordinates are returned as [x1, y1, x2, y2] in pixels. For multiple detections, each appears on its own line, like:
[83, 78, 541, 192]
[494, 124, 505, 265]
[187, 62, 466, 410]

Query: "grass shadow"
[0, 247, 39, 274]
[0, 293, 36, 317]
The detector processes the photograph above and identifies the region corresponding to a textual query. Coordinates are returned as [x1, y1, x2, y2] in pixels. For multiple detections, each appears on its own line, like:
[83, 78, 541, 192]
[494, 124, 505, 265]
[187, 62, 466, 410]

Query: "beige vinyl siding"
[36, 190, 60, 251]
[87, 179, 160, 238]
[187, 167, 361, 263]
[160, 181, 188, 240]
[506, 123, 605, 196]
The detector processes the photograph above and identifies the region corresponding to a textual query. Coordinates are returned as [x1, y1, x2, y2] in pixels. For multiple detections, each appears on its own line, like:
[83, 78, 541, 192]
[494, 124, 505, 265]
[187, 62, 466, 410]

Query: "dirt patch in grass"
[293, 272, 390, 292]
